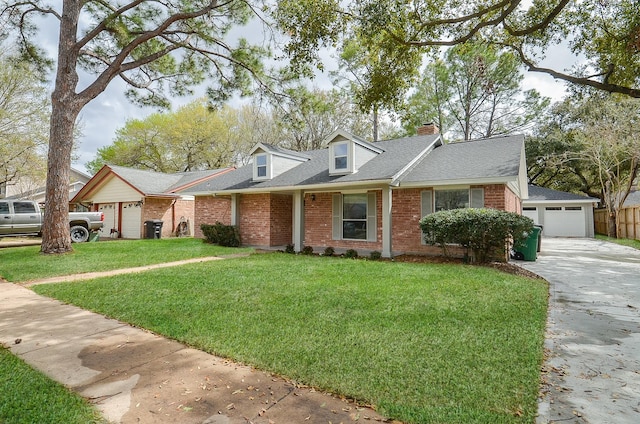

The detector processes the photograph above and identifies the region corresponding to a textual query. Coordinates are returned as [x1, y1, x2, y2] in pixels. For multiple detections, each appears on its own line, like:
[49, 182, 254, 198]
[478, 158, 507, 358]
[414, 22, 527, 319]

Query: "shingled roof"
[184, 132, 526, 195]
[526, 185, 599, 203]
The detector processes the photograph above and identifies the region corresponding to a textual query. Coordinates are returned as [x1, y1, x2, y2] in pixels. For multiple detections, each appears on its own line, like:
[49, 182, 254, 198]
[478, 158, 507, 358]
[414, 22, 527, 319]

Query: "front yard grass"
[0, 238, 253, 282]
[34, 253, 548, 423]
[596, 234, 640, 250]
[0, 346, 105, 424]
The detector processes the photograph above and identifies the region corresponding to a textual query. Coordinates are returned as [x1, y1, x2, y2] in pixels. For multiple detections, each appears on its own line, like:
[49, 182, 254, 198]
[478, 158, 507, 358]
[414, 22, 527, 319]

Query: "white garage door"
[544, 206, 586, 237]
[523, 207, 538, 224]
[98, 204, 117, 237]
[120, 202, 142, 239]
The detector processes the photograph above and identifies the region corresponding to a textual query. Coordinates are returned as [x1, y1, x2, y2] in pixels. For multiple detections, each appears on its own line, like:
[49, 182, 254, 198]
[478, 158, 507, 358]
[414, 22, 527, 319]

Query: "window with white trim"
[332, 193, 376, 241]
[343, 194, 367, 239]
[330, 141, 352, 174]
[421, 188, 484, 244]
[254, 153, 269, 180]
[334, 143, 348, 170]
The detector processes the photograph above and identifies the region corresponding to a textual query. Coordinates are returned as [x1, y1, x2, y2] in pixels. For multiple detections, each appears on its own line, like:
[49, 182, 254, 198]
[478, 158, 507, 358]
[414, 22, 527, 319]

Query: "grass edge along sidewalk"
[0, 345, 106, 424]
[32, 251, 549, 424]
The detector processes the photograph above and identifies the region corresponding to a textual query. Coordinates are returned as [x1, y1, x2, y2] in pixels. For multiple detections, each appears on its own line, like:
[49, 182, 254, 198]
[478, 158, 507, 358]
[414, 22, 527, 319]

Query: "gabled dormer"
[249, 143, 310, 181]
[324, 129, 384, 176]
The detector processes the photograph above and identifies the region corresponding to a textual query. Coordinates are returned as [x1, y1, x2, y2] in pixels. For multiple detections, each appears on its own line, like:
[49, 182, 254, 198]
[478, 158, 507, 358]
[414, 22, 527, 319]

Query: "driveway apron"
[518, 238, 640, 424]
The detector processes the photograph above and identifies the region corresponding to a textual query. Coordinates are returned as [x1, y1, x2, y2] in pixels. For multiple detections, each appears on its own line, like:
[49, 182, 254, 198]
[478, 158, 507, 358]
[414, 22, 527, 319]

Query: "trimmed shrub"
[323, 246, 335, 257]
[301, 245, 314, 255]
[285, 244, 295, 254]
[344, 249, 358, 259]
[419, 208, 533, 263]
[369, 251, 382, 260]
[200, 222, 240, 247]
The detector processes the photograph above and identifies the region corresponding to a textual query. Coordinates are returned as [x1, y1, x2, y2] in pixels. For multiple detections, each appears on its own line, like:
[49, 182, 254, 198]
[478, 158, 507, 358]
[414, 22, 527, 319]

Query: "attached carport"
[522, 185, 599, 237]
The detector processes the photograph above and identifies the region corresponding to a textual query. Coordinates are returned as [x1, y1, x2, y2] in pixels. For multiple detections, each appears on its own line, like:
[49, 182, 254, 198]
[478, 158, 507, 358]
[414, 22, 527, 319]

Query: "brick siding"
[194, 195, 232, 238]
[304, 191, 383, 252]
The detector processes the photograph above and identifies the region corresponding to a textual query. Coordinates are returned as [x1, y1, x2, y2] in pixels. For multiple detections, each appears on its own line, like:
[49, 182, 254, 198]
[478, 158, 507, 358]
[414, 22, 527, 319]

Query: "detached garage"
[523, 185, 599, 238]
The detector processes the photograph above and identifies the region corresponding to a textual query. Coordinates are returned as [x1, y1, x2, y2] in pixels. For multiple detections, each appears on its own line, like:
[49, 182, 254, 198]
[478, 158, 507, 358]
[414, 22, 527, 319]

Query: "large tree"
[402, 42, 549, 140]
[87, 100, 246, 173]
[0, 48, 49, 198]
[277, 0, 640, 116]
[2, 0, 274, 253]
[271, 86, 374, 151]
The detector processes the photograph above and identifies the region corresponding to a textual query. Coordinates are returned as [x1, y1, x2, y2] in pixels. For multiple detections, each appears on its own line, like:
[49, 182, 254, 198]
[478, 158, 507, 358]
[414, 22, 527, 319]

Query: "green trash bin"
[514, 226, 541, 261]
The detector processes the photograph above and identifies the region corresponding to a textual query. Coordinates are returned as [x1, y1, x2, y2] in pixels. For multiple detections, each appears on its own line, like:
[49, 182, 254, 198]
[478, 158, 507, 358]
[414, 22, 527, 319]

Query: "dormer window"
[254, 153, 270, 180]
[256, 154, 267, 178]
[325, 129, 384, 176]
[330, 141, 354, 175]
[334, 142, 348, 170]
[249, 143, 310, 182]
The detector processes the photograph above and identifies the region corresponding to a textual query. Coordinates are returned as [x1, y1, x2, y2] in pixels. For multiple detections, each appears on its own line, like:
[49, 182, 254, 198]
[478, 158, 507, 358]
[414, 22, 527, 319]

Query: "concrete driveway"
[518, 237, 640, 424]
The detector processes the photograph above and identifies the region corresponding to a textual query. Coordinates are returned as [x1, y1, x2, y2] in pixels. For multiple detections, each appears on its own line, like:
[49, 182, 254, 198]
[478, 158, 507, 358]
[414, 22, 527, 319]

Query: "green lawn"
[596, 234, 640, 250]
[0, 346, 105, 424]
[33, 252, 549, 423]
[0, 238, 253, 282]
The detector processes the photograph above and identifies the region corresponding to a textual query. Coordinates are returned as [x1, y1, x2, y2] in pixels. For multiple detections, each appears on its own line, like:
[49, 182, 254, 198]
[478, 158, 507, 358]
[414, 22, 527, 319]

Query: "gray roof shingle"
[526, 185, 598, 202]
[184, 133, 525, 194]
[108, 165, 228, 195]
[401, 135, 524, 184]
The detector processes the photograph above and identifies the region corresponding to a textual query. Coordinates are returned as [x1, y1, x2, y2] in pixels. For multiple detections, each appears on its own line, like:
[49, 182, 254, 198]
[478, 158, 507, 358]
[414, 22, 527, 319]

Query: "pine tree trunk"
[40, 102, 78, 254]
[40, 0, 83, 254]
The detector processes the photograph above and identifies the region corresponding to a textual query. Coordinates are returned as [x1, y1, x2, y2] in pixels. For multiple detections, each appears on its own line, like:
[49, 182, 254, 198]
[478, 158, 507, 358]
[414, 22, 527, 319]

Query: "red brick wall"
[173, 198, 195, 236]
[194, 196, 232, 238]
[304, 191, 382, 252]
[142, 198, 173, 238]
[141, 197, 195, 238]
[482, 184, 521, 213]
[269, 194, 293, 246]
[239, 193, 271, 246]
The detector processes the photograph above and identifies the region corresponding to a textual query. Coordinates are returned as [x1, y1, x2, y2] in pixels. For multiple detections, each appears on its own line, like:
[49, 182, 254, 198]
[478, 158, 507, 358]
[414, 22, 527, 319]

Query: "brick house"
[184, 125, 528, 258]
[70, 165, 233, 239]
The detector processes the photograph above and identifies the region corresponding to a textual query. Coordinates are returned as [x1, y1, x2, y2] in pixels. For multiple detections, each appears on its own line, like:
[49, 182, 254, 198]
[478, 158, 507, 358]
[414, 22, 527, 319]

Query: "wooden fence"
[595, 206, 640, 240]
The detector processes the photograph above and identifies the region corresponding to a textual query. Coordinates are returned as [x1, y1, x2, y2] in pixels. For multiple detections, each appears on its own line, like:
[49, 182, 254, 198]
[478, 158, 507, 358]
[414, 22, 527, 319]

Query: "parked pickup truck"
[0, 199, 104, 243]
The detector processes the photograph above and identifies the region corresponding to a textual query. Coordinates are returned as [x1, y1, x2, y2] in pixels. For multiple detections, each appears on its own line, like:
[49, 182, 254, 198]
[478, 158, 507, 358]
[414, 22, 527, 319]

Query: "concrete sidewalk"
[0, 281, 389, 423]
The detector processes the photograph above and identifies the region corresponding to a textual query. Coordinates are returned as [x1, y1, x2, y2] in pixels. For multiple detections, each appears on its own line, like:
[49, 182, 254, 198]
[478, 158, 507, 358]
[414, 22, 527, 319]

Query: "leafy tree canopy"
[277, 0, 640, 115]
[87, 99, 244, 174]
[0, 47, 49, 195]
[402, 41, 549, 140]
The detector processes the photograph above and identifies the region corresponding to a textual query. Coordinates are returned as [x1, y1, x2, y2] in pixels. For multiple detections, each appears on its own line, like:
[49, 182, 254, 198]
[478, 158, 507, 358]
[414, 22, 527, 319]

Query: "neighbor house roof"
[524, 185, 599, 204]
[70, 165, 233, 204]
[184, 132, 526, 195]
[623, 190, 640, 207]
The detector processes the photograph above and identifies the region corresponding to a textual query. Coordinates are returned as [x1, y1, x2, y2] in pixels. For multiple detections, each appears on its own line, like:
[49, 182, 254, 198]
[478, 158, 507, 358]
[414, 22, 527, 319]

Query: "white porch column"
[293, 190, 304, 252]
[382, 186, 393, 258]
[230, 194, 238, 226]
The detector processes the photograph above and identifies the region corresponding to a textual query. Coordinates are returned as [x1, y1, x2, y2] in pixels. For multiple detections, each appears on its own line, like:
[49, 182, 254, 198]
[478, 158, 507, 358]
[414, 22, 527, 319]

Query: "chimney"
[417, 122, 439, 135]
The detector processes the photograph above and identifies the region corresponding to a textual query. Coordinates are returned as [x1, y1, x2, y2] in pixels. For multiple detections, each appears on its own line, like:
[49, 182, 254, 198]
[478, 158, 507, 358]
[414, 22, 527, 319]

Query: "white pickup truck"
[0, 199, 104, 243]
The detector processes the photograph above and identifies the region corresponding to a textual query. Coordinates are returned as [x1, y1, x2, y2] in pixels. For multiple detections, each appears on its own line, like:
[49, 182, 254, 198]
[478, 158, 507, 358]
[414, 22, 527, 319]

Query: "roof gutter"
[189, 178, 395, 196]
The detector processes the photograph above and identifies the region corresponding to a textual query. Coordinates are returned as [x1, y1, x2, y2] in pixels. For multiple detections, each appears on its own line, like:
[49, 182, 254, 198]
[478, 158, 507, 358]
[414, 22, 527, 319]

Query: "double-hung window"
[255, 153, 268, 179]
[332, 193, 377, 241]
[342, 194, 367, 239]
